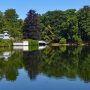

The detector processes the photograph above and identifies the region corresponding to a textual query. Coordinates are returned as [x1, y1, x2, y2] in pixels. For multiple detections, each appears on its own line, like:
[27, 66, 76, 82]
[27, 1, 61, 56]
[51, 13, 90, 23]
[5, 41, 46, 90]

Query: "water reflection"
[23, 50, 41, 80]
[0, 51, 14, 61]
[0, 46, 90, 83]
[40, 46, 90, 83]
[0, 50, 23, 81]
[13, 46, 47, 51]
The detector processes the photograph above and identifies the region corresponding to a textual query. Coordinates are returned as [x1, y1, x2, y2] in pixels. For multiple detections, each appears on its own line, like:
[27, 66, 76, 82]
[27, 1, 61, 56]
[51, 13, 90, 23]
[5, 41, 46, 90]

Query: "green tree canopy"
[23, 10, 40, 40]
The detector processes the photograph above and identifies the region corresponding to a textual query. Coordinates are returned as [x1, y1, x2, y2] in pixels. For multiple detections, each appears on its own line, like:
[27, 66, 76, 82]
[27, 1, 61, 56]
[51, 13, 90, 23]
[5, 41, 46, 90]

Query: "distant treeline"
[0, 5, 90, 43]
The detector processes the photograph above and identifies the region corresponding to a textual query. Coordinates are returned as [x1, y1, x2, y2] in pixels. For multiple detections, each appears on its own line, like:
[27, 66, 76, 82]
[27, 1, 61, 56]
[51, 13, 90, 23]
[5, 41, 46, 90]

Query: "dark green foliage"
[0, 6, 90, 43]
[0, 11, 4, 32]
[0, 46, 90, 82]
[40, 10, 66, 42]
[23, 50, 41, 80]
[40, 46, 90, 82]
[23, 10, 40, 40]
[77, 6, 90, 41]
[40, 5, 90, 43]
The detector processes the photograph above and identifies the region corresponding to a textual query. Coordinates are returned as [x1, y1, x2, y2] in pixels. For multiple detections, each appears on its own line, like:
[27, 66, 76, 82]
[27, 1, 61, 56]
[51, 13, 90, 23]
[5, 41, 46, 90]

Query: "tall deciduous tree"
[0, 9, 23, 39]
[4, 9, 18, 37]
[4, 9, 18, 21]
[2, 9, 23, 38]
[23, 10, 40, 40]
[40, 10, 67, 42]
[77, 6, 90, 41]
[65, 9, 79, 43]
[0, 11, 4, 32]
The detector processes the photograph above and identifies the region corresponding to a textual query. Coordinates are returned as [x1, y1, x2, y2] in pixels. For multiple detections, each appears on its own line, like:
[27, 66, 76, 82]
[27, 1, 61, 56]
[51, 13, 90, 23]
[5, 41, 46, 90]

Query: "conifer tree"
[23, 10, 40, 40]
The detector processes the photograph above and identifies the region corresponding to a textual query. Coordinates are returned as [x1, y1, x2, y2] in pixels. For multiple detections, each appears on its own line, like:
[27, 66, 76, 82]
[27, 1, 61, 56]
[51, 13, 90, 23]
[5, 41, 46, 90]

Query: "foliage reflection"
[0, 46, 90, 83]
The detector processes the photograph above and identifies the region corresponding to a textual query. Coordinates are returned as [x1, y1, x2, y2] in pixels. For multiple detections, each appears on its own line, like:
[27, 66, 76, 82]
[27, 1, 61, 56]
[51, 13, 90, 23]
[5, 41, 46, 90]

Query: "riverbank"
[0, 40, 13, 47]
[51, 43, 90, 46]
[0, 39, 90, 47]
[0, 39, 38, 47]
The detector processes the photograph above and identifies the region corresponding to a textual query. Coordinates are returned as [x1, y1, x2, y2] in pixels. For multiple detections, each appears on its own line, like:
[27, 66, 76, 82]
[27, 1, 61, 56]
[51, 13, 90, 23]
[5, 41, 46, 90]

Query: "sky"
[0, 0, 90, 19]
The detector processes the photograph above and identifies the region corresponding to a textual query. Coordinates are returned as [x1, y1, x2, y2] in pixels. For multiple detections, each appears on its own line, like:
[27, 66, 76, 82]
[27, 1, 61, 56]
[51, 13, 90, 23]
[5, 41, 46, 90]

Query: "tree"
[40, 7, 90, 43]
[4, 9, 18, 21]
[64, 9, 79, 43]
[40, 10, 67, 42]
[0, 11, 4, 32]
[1, 9, 23, 38]
[0, 9, 23, 38]
[23, 10, 40, 40]
[0, 9, 23, 39]
[77, 6, 90, 41]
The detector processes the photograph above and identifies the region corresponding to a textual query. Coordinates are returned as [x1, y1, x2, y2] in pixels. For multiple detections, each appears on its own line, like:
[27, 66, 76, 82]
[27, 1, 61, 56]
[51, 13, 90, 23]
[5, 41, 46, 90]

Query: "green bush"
[73, 35, 82, 44]
[27, 39, 38, 46]
[28, 39, 39, 51]
[60, 38, 66, 44]
[0, 40, 13, 47]
[29, 45, 38, 52]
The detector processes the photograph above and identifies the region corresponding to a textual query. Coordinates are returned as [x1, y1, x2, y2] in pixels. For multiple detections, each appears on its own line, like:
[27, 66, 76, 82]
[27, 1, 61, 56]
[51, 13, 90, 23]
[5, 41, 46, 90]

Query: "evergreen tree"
[23, 10, 40, 40]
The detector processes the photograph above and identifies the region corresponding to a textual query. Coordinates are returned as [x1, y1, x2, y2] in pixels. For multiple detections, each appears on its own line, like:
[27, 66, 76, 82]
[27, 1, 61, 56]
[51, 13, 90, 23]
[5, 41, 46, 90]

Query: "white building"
[0, 31, 10, 39]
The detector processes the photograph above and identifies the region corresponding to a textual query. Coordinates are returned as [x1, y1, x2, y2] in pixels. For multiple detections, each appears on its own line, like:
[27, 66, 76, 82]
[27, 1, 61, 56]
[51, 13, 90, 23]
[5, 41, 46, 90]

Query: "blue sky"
[0, 0, 90, 19]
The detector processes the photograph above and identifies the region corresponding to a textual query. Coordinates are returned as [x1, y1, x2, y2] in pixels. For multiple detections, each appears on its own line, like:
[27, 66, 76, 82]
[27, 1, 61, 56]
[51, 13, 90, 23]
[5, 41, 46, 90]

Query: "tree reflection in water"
[23, 50, 41, 80]
[0, 46, 90, 83]
[0, 50, 23, 81]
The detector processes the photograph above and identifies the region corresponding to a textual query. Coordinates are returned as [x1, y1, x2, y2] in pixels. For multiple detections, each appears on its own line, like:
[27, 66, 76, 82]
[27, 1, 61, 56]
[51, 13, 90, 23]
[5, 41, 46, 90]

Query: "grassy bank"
[0, 40, 13, 47]
[0, 39, 39, 46]
[0, 39, 39, 52]
[51, 43, 90, 46]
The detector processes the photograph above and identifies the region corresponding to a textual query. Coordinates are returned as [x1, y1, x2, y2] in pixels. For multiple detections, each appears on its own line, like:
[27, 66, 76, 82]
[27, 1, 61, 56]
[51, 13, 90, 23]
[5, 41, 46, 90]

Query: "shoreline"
[51, 43, 90, 46]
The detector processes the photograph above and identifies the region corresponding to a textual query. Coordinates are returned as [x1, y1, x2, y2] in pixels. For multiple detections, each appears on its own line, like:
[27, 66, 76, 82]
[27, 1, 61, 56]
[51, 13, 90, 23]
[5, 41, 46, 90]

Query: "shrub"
[73, 35, 82, 44]
[28, 39, 38, 46]
[28, 39, 39, 51]
[0, 40, 13, 47]
[60, 38, 66, 44]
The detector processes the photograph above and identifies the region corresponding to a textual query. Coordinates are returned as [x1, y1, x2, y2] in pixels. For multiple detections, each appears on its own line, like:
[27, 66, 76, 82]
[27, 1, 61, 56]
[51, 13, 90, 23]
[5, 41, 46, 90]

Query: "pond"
[0, 46, 90, 90]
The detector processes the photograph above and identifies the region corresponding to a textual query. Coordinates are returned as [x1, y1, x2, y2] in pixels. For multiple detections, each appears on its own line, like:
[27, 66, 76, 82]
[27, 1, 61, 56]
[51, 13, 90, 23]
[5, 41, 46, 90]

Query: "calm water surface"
[0, 46, 90, 90]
